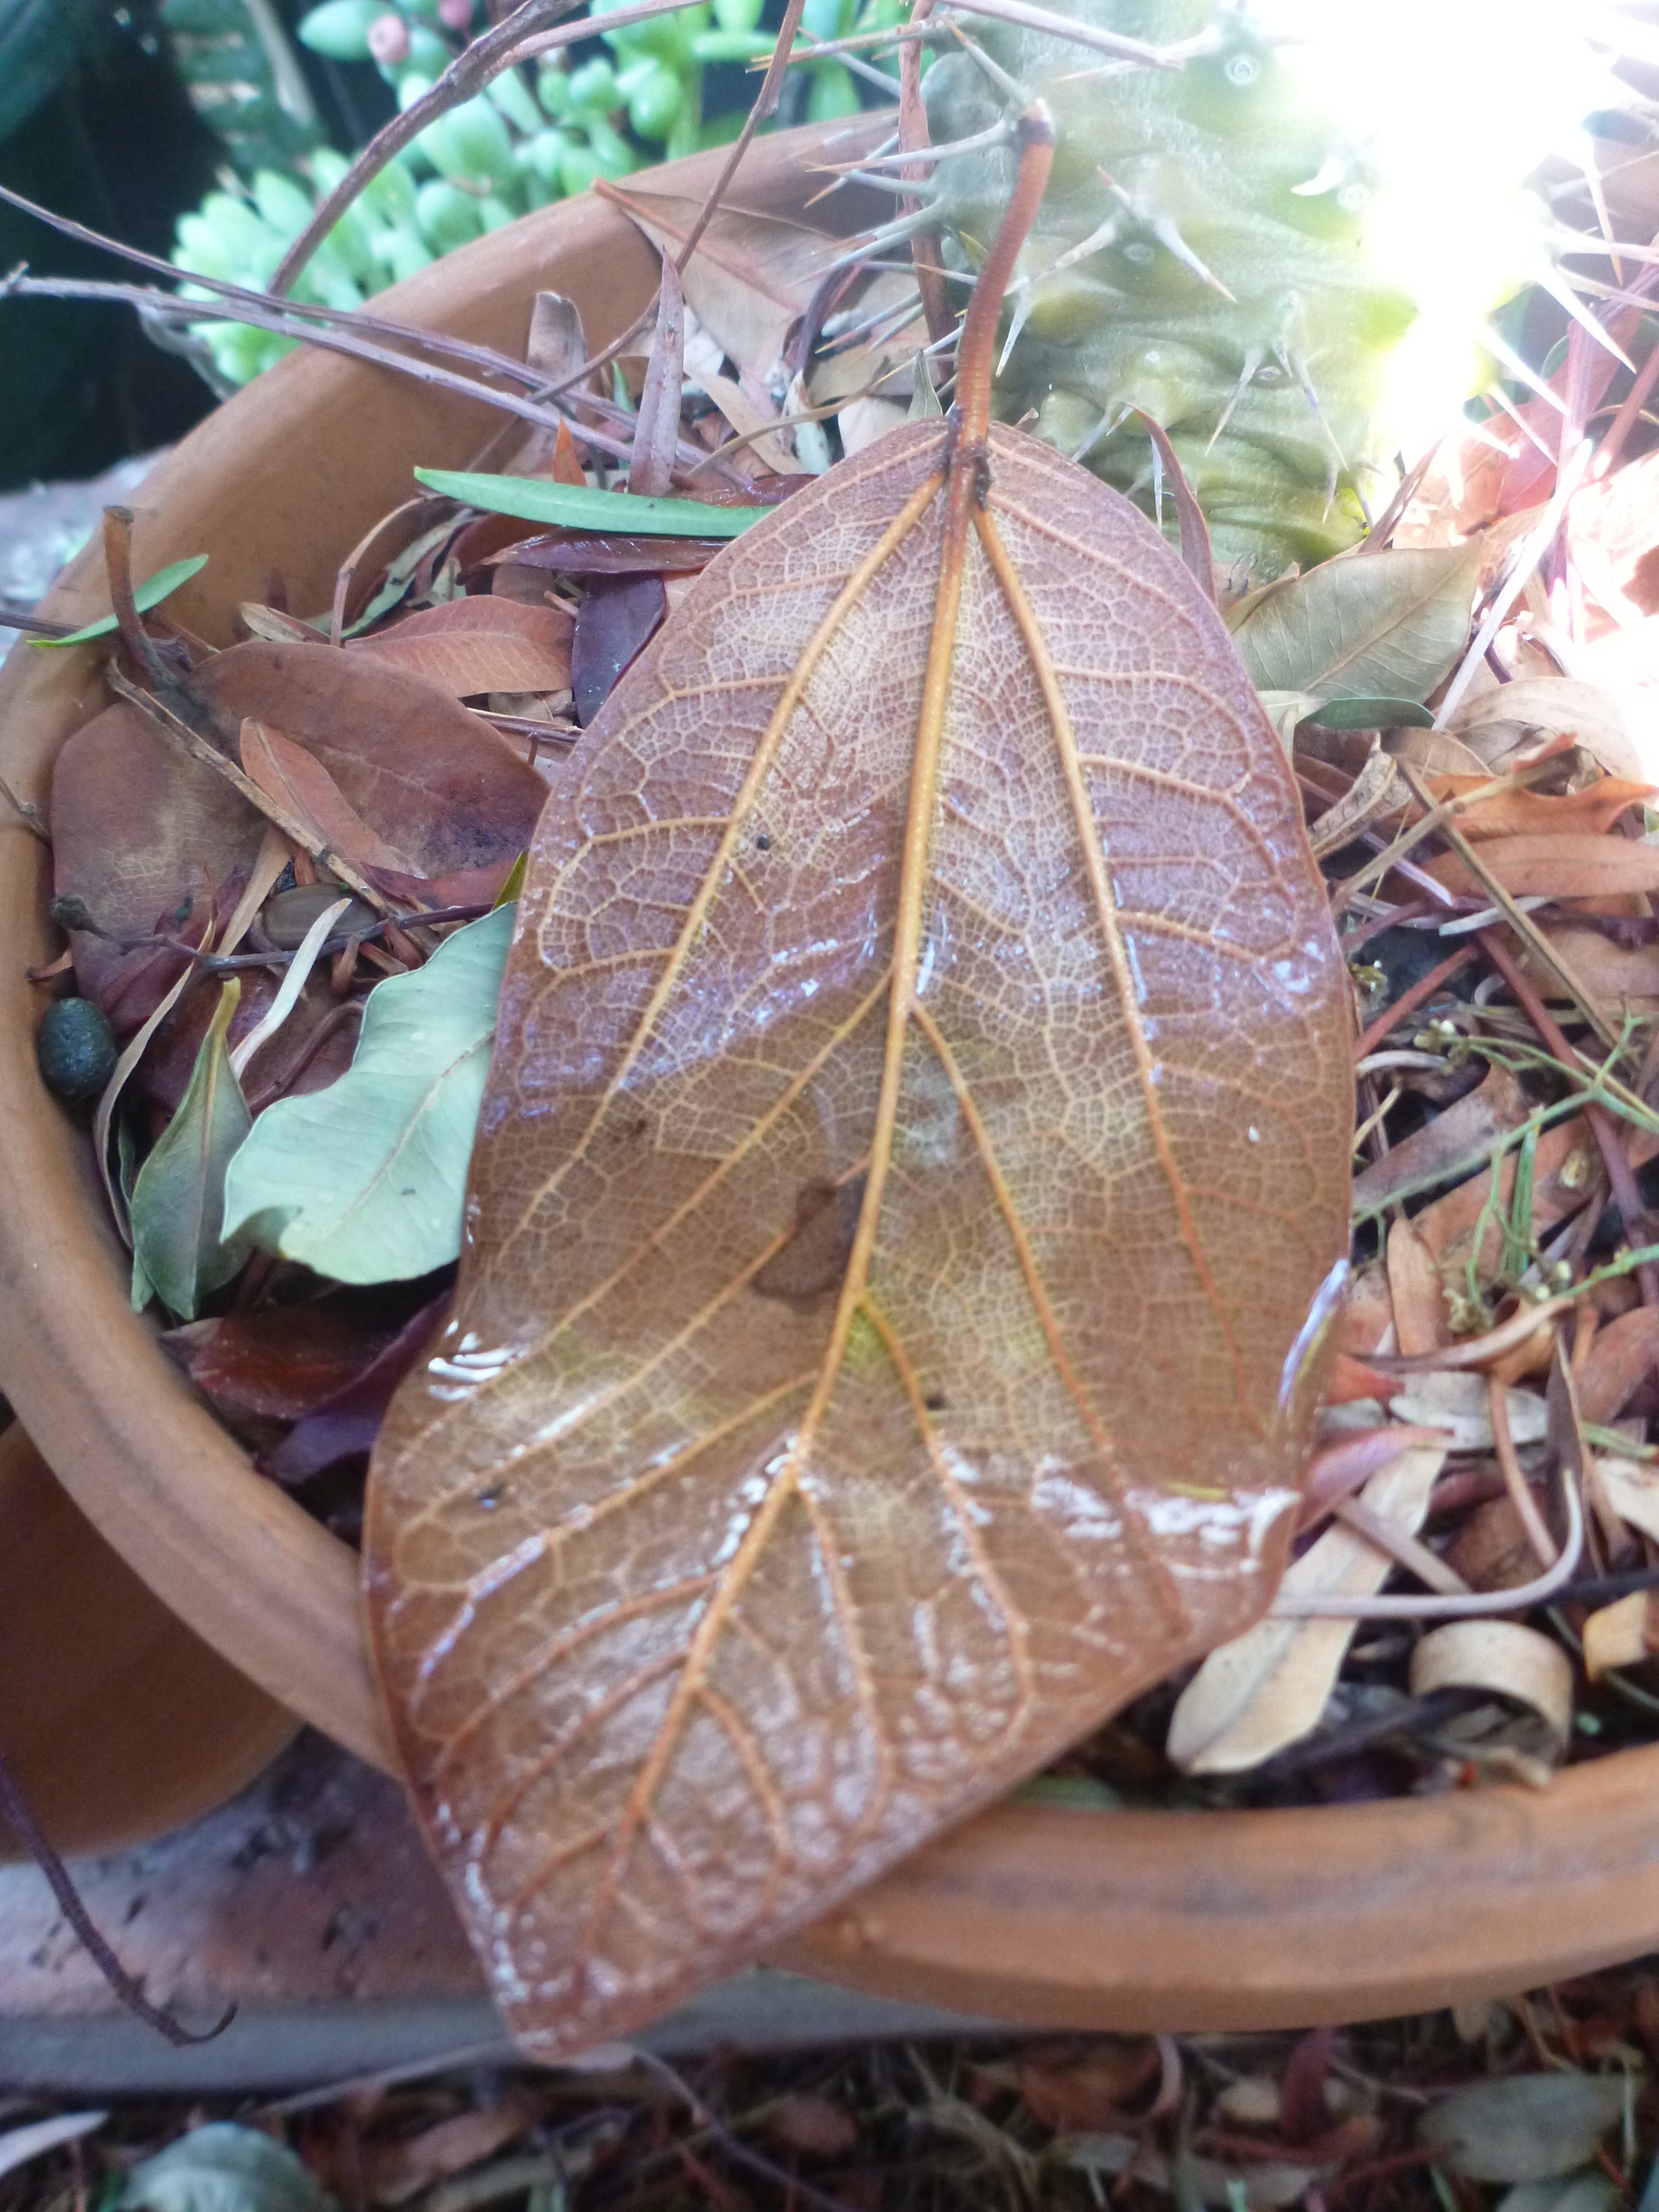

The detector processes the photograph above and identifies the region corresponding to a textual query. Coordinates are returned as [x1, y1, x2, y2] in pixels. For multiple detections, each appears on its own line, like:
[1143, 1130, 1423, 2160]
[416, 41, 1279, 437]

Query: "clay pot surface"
[3, 122, 1658, 2024]
[0, 1421, 295, 1857]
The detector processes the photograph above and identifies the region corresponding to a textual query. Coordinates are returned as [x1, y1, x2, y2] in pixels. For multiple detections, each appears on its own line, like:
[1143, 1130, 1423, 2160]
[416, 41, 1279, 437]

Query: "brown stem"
[1487, 1371, 1560, 1571]
[99, 507, 168, 689]
[950, 102, 1054, 449]
[1479, 926, 1659, 1309]
[0, 1752, 232, 2046]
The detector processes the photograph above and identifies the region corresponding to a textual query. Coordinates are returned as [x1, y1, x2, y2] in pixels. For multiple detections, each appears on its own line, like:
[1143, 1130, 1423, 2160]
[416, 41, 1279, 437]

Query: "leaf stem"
[950, 102, 1054, 450]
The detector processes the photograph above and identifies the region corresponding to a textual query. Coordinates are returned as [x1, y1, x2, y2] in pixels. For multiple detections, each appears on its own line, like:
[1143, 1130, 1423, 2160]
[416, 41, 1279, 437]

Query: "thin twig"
[270, 0, 717, 297]
[1488, 1370, 1560, 1570]
[0, 772, 48, 841]
[676, 0, 812, 276]
[0, 1753, 233, 2046]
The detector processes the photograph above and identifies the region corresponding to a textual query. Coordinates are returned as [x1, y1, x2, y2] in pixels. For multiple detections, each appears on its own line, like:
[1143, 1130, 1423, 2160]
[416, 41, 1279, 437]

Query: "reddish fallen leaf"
[571, 571, 667, 724]
[240, 719, 422, 877]
[1520, 925, 1659, 1016]
[259, 1294, 449, 1484]
[348, 595, 574, 698]
[487, 532, 720, 577]
[1421, 775, 1654, 842]
[187, 639, 548, 881]
[362, 2103, 531, 2207]
[50, 700, 264, 1031]
[1300, 1427, 1445, 1528]
[166, 1297, 415, 1421]
[1579, 1308, 1659, 1427]
[1323, 1353, 1403, 1405]
[1427, 832, 1659, 900]
[367, 125, 1351, 2054]
[1015, 2043, 1160, 2132]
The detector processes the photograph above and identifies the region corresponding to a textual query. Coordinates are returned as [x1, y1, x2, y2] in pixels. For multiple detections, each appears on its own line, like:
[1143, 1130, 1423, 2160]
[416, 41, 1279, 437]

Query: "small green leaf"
[130, 982, 252, 1319]
[414, 467, 764, 538]
[120, 2122, 327, 2212]
[1306, 696, 1437, 731]
[221, 904, 515, 1284]
[32, 555, 209, 649]
[1230, 543, 1480, 706]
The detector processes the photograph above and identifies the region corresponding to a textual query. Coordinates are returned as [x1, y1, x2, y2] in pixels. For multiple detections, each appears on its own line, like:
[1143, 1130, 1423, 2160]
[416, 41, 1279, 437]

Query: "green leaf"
[31, 555, 210, 649]
[118, 1117, 156, 1313]
[1306, 696, 1437, 731]
[1419, 2075, 1628, 2185]
[130, 982, 252, 1320]
[120, 2123, 327, 2212]
[414, 467, 764, 538]
[1230, 543, 1480, 706]
[221, 904, 515, 1285]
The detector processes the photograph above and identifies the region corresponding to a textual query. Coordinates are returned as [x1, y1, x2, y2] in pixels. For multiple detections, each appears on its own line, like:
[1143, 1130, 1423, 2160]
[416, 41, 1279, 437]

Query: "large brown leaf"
[367, 125, 1351, 2056]
[367, 417, 1352, 2055]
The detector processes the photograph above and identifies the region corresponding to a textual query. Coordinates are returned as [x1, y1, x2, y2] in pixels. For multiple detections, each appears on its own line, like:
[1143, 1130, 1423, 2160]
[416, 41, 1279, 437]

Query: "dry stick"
[1487, 1370, 1561, 1571]
[1594, 327, 1659, 481]
[0, 1753, 232, 2047]
[1395, 759, 1619, 1054]
[0, 180, 565, 398]
[1, 273, 646, 461]
[0, 773, 48, 841]
[1351, 944, 1477, 1062]
[673, 0, 812, 277]
[1479, 925, 1659, 1311]
[105, 668, 398, 919]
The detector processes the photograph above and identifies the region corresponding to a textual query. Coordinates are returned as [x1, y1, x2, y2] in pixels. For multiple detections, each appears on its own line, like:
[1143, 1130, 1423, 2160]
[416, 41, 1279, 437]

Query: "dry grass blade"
[365, 109, 1351, 2058]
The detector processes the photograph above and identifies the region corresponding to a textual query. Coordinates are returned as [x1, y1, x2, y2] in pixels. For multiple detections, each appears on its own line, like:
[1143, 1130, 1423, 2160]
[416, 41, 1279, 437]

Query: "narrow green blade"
[414, 467, 763, 539]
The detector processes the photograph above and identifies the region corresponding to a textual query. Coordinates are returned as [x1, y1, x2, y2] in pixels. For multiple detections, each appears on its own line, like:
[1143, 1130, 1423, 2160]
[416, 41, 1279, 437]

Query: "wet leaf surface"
[366, 416, 1351, 2056]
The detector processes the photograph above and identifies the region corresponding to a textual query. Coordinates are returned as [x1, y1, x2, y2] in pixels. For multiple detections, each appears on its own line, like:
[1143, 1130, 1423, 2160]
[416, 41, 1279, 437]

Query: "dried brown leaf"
[187, 639, 547, 881]
[365, 137, 1351, 2055]
[348, 597, 574, 698]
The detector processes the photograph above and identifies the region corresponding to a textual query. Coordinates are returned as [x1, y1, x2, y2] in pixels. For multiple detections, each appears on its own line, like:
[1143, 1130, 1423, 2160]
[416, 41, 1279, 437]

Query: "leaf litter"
[16, 0, 1659, 2073]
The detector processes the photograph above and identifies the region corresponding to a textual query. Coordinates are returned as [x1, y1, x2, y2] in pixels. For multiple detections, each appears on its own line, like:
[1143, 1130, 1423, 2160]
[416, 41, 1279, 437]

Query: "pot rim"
[3, 118, 1657, 2031]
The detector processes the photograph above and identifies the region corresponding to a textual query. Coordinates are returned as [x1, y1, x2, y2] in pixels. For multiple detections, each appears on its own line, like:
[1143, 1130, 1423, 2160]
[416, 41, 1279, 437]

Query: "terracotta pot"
[0, 1420, 295, 1857]
[4, 122, 1657, 2026]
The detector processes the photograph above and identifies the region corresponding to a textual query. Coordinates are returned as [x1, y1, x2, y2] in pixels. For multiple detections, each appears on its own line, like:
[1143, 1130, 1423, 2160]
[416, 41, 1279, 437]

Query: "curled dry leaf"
[1594, 1456, 1659, 1544]
[1578, 1309, 1659, 1427]
[365, 164, 1353, 2051]
[347, 597, 575, 699]
[1166, 1444, 1446, 1776]
[1408, 1621, 1573, 1755]
[1449, 677, 1641, 781]
[1583, 1589, 1656, 1680]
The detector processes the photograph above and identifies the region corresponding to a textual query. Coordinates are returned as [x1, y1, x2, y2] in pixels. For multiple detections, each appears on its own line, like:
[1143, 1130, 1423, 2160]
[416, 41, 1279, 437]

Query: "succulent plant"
[168, 0, 898, 389]
[922, 0, 1629, 574]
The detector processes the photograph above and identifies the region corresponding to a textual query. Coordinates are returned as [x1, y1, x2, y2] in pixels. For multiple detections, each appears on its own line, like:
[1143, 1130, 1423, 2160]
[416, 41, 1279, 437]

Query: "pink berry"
[437, 0, 474, 29]
[366, 11, 410, 63]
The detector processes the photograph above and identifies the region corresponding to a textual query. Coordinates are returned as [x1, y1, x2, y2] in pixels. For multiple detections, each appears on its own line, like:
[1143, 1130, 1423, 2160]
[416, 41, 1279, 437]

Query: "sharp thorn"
[1480, 321, 1568, 415]
[1207, 346, 1264, 450]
